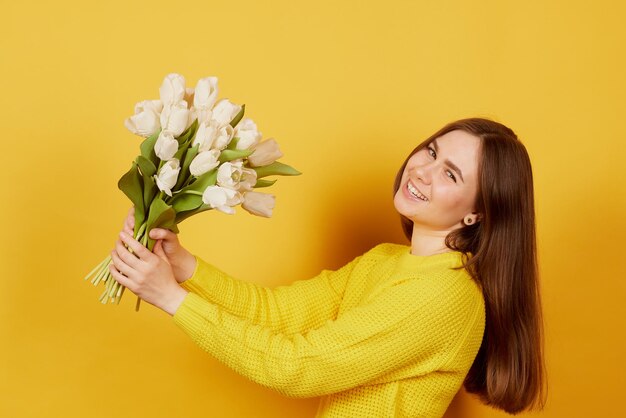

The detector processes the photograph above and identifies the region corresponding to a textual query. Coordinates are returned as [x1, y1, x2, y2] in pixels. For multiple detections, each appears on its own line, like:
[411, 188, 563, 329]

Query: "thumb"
[150, 228, 172, 241]
[153, 240, 170, 264]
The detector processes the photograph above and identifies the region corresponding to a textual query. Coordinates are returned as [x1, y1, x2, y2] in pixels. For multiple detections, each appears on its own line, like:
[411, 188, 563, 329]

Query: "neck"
[410, 224, 453, 256]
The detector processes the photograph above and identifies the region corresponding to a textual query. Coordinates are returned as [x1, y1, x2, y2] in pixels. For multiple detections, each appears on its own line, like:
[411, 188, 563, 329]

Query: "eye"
[427, 146, 436, 158]
[446, 170, 457, 183]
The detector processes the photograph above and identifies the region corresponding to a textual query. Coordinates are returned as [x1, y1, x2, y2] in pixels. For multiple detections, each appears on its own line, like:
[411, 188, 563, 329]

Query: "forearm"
[179, 255, 358, 334]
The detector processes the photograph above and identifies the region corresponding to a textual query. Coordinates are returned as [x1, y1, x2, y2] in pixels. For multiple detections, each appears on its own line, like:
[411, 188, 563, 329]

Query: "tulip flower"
[154, 159, 181, 197]
[189, 150, 220, 177]
[124, 100, 162, 137]
[234, 118, 262, 150]
[242, 191, 275, 218]
[160, 101, 190, 137]
[194, 77, 219, 115]
[248, 138, 283, 167]
[154, 131, 178, 161]
[211, 99, 242, 127]
[159, 73, 186, 105]
[217, 161, 243, 190]
[239, 168, 257, 192]
[202, 185, 242, 214]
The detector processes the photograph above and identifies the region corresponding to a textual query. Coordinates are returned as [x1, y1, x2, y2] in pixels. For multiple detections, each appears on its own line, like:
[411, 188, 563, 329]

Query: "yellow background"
[2, 0, 624, 417]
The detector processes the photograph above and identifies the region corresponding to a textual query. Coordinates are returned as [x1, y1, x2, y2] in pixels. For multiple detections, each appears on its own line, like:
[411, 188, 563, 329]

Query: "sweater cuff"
[172, 292, 216, 338]
[180, 254, 217, 294]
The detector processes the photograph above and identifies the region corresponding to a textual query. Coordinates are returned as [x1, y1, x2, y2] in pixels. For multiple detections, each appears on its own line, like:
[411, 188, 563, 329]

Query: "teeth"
[407, 182, 428, 201]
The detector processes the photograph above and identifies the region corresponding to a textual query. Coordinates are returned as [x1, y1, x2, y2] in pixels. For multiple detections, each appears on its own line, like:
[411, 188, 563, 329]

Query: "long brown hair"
[393, 118, 546, 414]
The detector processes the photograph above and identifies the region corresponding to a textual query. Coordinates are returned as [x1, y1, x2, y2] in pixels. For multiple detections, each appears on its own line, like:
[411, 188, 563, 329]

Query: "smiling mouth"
[407, 180, 429, 201]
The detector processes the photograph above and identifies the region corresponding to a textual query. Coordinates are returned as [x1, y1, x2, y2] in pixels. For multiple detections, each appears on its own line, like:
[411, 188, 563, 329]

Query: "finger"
[119, 231, 153, 262]
[124, 208, 135, 230]
[153, 240, 164, 257]
[149, 228, 175, 241]
[114, 238, 142, 269]
[109, 263, 133, 290]
[110, 247, 135, 278]
[153, 240, 170, 264]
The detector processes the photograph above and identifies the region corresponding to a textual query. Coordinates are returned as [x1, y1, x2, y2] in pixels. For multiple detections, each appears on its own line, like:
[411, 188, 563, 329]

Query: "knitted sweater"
[173, 243, 485, 418]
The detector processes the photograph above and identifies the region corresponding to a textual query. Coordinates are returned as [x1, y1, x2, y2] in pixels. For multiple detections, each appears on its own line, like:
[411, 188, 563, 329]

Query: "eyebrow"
[431, 139, 465, 183]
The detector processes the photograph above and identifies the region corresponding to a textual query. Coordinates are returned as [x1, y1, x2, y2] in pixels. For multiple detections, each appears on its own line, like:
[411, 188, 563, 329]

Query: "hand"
[122, 207, 197, 283]
[110, 231, 188, 315]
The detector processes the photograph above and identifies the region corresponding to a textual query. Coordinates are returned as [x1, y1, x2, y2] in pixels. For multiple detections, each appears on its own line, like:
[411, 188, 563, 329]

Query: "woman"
[110, 117, 546, 417]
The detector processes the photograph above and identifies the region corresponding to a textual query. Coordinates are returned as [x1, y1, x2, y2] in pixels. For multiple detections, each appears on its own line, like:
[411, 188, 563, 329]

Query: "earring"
[464, 215, 475, 225]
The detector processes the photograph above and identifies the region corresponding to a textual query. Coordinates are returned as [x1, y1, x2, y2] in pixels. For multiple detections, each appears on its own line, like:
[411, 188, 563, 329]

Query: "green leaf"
[173, 137, 192, 161]
[175, 204, 214, 224]
[145, 198, 179, 251]
[253, 178, 277, 188]
[136, 155, 157, 177]
[185, 168, 218, 193]
[171, 193, 204, 212]
[133, 206, 146, 238]
[229, 104, 245, 128]
[218, 148, 254, 163]
[118, 162, 144, 214]
[175, 143, 199, 190]
[176, 119, 199, 145]
[142, 172, 157, 210]
[226, 137, 240, 150]
[140, 130, 160, 167]
[253, 161, 302, 178]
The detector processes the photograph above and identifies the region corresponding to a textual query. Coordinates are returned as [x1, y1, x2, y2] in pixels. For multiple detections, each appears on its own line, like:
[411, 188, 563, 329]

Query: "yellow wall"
[2, 1, 624, 417]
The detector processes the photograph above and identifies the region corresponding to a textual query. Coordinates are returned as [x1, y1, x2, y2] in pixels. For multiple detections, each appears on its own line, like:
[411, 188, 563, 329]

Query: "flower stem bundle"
[83, 73, 300, 308]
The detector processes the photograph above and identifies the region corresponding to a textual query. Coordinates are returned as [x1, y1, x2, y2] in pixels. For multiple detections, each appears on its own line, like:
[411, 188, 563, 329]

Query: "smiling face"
[393, 129, 482, 232]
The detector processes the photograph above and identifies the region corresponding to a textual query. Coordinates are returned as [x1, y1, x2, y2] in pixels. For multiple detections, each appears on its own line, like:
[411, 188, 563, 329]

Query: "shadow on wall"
[443, 389, 478, 418]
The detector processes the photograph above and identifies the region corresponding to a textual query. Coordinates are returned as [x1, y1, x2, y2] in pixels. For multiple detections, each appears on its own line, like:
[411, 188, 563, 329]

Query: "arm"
[172, 274, 484, 398]
[179, 254, 362, 335]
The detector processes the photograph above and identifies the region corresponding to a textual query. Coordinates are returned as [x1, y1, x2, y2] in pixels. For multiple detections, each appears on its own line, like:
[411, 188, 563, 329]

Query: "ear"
[463, 212, 481, 226]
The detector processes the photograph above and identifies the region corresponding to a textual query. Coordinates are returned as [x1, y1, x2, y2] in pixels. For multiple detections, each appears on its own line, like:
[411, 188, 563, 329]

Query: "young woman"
[110, 117, 546, 417]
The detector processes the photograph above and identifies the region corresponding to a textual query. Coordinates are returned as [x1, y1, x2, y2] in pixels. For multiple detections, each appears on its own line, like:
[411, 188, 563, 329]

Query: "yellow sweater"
[173, 243, 485, 418]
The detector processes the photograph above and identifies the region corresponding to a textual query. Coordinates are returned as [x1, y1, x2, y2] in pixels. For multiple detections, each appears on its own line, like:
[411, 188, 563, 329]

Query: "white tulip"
[193, 121, 217, 151]
[242, 191, 275, 218]
[154, 159, 181, 197]
[248, 138, 283, 167]
[234, 118, 262, 150]
[239, 168, 257, 192]
[217, 161, 243, 190]
[192, 121, 234, 152]
[202, 185, 242, 215]
[189, 149, 220, 177]
[213, 124, 234, 150]
[194, 77, 219, 111]
[160, 101, 190, 137]
[159, 73, 186, 105]
[124, 100, 162, 137]
[195, 107, 212, 124]
[211, 99, 242, 127]
[154, 131, 178, 161]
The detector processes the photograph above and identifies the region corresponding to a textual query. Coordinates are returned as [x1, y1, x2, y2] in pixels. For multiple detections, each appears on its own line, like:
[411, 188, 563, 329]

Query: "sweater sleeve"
[172, 273, 484, 398]
[179, 254, 362, 335]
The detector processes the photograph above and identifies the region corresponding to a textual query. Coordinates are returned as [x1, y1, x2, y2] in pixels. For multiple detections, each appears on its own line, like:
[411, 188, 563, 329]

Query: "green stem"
[135, 222, 147, 240]
[84, 255, 110, 282]
[184, 190, 203, 196]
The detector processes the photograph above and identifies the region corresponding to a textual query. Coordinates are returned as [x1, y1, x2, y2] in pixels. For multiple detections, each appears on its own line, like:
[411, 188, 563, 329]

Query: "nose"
[413, 162, 434, 185]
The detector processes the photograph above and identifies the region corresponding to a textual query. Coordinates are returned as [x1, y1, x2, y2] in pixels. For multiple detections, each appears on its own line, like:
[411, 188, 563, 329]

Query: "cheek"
[438, 187, 472, 211]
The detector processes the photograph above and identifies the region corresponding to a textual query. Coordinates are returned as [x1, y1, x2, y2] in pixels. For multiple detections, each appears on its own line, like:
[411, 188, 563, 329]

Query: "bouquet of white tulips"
[84, 73, 300, 307]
